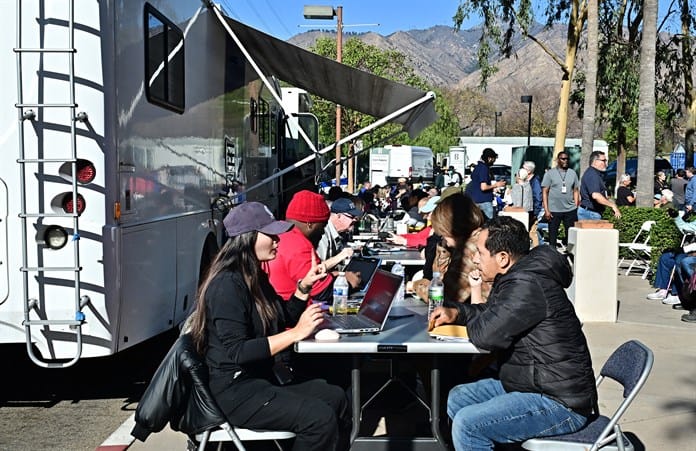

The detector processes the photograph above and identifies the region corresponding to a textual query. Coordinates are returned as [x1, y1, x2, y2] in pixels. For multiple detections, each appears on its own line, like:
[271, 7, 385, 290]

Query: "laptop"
[323, 269, 402, 334]
[344, 256, 381, 296]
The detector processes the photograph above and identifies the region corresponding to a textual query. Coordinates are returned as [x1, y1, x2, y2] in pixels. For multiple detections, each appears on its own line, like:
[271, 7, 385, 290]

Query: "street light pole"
[336, 6, 344, 191]
[303, 5, 343, 190]
[520, 96, 532, 146]
[494, 111, 502, 136]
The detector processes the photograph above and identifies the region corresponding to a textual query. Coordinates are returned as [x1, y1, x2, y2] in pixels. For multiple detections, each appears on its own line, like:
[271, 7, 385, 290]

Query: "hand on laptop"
[295, 303, 325, 339]
[431, 306, 459, 328]
[386, 233, 407, 246]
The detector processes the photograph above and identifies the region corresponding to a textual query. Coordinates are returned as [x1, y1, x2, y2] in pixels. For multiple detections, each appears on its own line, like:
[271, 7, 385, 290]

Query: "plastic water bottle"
[391, 262, 405, 304]
[333, 272, 349, 316]
[428, 272, 444, 321]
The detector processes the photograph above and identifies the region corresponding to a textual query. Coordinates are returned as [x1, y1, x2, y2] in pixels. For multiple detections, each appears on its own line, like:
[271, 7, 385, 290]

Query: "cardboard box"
[574, 219, 614, 229]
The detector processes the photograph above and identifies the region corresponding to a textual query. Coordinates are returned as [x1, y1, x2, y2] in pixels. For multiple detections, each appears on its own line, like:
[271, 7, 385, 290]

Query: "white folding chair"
[617, 221, 655, 278]
[522, 340, 654, 451]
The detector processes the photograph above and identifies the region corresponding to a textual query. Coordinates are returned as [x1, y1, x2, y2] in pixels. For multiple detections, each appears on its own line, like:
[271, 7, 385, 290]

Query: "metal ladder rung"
[16, 103, 77, 108]
[18, 158, 77, 164]
[19, 212, 78, 219]
[14, 47, 77, 53]
[22, 266, 80, 272]
[24, 319, 82, 326]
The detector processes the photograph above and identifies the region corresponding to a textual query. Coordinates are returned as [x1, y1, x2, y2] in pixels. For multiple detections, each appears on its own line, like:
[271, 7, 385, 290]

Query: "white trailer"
[456, 136, 609, 167]
[1, 1, 436, 366]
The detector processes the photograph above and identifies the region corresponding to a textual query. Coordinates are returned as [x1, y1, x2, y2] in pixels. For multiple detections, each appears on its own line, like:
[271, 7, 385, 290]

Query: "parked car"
[490, 164, 512, 186]
[604, 157, 673, 193]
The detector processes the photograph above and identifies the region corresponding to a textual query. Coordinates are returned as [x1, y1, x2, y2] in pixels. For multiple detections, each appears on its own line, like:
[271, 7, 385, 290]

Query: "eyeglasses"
[342, 213, 357, 222]
[597, 158, 608, 162]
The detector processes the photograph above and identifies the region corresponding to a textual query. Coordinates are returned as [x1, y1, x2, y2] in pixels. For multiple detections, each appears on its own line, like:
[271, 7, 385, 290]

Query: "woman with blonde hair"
[188, 202, 350, 451]
[429, 192, 485, 303]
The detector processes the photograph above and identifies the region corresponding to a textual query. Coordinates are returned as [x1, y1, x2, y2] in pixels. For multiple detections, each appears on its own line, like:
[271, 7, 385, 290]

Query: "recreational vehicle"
[1, 1, 436, 366]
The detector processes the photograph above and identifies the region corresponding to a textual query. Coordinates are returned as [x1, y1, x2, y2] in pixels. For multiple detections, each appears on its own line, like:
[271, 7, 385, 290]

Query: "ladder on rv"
[14, 0, 87, 368]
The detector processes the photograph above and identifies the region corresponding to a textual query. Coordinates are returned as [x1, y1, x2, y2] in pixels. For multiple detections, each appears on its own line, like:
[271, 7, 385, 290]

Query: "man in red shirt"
[267, 190, 359, 303]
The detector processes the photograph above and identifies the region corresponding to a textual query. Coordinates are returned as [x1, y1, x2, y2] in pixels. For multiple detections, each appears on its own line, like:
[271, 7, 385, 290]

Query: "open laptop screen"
[358, 269, 402, 325]
[344, 256, 381, 293]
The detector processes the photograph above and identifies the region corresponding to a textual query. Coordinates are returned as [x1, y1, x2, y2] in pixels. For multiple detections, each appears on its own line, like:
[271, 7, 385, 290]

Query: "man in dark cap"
[464, 148, 506, 220]
[317, 197, 362, 269]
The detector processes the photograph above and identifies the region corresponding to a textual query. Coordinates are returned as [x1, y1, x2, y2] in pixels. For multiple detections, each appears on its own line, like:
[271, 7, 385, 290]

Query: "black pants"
[548, 209, 578, 247]
[221, 378, 350, 451]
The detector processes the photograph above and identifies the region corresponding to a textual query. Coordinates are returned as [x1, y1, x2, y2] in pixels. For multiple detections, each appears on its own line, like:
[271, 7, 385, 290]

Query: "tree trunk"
[636, 0, 657, 207]
[682, 0, 695, 166]
[581, 0, 599, 169]
[553, 0, 586, 161]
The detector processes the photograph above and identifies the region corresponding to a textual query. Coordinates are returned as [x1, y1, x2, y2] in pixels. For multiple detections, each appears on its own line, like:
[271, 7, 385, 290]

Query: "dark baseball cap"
[330, 198, 363, 217]
[223, 202, 293, 237]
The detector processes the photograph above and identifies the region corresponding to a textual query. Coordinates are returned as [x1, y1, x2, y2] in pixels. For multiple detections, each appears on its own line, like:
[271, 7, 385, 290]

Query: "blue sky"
[220, 0, 679, 41]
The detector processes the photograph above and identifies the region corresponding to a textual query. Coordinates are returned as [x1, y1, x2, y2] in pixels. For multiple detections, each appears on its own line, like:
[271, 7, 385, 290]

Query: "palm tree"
[637, 0, 657, 207]
[581, 0, 599, 177]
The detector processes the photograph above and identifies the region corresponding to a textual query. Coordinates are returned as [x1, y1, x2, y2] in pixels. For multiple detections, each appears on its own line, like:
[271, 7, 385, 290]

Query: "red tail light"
[75, 159, 96, 184]
[62, 193, 86, 215]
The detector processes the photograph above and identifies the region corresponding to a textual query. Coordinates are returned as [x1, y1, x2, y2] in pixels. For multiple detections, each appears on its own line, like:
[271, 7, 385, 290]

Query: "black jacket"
[453, 245, 598, 414]
[131, 334, 225, 442]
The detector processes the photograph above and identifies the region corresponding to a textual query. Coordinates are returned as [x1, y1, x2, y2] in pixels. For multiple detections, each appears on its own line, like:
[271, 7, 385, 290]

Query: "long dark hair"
[430, 193, 484, 302]
[189, 231, 278, 355]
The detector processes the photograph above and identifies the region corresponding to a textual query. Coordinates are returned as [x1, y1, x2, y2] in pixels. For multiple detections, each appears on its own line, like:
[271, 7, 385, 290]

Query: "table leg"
[430, 356, 448, 450]
[350, 355, 361, 444]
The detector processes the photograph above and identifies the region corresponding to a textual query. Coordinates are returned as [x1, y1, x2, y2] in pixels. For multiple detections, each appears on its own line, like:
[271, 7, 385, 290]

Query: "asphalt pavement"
[124, 272, 696, 451]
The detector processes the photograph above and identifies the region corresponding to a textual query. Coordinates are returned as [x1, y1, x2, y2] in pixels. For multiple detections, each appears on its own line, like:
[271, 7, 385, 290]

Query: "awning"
[217, 13, 438, 139]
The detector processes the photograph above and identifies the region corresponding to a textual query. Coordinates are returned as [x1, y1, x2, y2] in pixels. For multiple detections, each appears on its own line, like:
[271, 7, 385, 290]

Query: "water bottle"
[391, 262, 405, 304]
[333, 272, 349, 316]
[428, 272, 444, 321]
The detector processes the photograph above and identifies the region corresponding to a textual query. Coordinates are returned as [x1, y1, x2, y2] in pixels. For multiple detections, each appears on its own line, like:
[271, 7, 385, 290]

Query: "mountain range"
[289, 23, 588, 137]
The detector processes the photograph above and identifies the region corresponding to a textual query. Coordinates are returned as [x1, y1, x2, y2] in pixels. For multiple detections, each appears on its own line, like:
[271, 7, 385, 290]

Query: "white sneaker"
[662, 295, 681, 305]
[647, 289, 667, 300]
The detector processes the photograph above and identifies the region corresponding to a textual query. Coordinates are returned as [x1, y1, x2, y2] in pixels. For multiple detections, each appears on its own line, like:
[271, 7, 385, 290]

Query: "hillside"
[289, 23, 587, 137]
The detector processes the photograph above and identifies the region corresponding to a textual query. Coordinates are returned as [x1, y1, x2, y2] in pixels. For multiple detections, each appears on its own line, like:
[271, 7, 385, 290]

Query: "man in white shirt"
[317, 197, 362, 270]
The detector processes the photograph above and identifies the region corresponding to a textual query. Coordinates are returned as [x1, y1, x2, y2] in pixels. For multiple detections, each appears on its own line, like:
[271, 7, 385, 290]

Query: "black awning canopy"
[220, 15, 438, 138]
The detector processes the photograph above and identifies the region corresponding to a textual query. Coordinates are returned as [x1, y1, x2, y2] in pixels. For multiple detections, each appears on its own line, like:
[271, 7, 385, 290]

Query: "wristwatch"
[296, 279, 311, 295]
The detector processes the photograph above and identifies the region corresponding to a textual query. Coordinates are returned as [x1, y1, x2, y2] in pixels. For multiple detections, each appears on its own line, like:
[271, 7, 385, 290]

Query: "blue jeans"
[577, 206, 601, 220]
[447, 378, 587, 450]
[477, 202, 494, 221]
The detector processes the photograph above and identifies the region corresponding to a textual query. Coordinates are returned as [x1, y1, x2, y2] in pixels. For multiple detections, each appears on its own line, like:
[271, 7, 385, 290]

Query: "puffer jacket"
[131, 334, 224, 442]
[454, 245, 598, 414]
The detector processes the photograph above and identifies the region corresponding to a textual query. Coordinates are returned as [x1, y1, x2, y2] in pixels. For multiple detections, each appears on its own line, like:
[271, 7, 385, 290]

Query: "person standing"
[615, 174, 636, 206]
[542, 152, 580, 247]
[522, 161, 543, 246]
[578, 151, 621, 220]
[432, 216, 597, 449]
[188, 202, 350, 451]
[671, 169, 688, 211]
[465, 148, 506, 220]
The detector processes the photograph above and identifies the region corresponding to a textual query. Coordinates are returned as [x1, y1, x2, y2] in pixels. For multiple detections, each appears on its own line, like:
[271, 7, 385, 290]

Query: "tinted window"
[144, 4, 185, 113]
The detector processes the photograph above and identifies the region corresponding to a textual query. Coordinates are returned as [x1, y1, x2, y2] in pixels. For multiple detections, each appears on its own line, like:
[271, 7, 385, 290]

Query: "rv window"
[144, 4, 185, 113]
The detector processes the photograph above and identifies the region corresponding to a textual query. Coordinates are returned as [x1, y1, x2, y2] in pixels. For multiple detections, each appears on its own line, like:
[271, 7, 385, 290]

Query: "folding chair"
[522, 340, 654, 451]
[132, 334, 295, 451]
[618, 221, 655, 278]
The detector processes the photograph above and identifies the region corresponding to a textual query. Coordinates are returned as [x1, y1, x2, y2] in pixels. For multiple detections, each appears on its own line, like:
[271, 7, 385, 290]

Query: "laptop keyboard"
[328, 314, 372, 328]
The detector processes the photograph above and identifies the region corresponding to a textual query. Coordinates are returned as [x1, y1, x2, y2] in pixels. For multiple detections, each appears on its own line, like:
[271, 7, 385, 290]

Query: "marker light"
[62, 193, 86, 215]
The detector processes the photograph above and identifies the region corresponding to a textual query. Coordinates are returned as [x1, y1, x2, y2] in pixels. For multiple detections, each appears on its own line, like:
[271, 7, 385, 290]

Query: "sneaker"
[662, 295, 681, 305]
[681, 312, 696, 323]
[647, 289, 668, 300]
[673, 304, 685, 310]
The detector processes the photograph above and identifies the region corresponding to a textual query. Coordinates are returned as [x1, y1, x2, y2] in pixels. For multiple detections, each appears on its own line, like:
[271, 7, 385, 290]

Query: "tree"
[580, 0, 599, 175]
[309, 37, 459, 176]
[637, 0, 658, 207]
[453, 0, 588, 160]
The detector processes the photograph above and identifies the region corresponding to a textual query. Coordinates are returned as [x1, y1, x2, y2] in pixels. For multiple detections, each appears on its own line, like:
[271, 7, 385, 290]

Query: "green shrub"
[601, 206, 683, 280]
